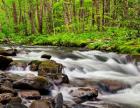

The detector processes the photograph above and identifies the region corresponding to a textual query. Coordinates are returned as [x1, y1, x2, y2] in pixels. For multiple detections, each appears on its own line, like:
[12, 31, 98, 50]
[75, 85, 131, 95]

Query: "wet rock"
[13, 76, 51, 95]
[0, 48, 17, 56]
[24, 74, 36, 78]
[98, 80, 129, 93]
[0, 56, 13, 70]
[94, 55, 108, 62]
[38, 60, 63, 79]
[5, 103, 27, 108]
[9, 97, 22, 103]
[0, 73, 15, 85]
[0, 73, 15, 94]
[28, 60, 41, 71]
[0, 93, 13, 104]
[10, 61, 27, 71]
[53, 74, 69, 85]
[6, 73, 23, 81]
[81, 101, 125, 108]
[120, 55, 133, 64]
[132, 54, 140, 62]
[3, 80, 13, 88]
[0, 85, 15, 94]
[62, 74, 69, 84]
[29, 99, 53, 108]
[18, 90, 41, 100]
[0, 103, 3, 108]
[55, 93, 63, 108]
[41, 54, 51, 59]
[69, 87, 98, 103]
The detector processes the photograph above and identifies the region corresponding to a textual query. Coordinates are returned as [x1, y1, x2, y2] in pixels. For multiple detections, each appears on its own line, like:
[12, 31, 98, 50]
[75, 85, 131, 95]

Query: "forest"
[0, 1, 140, 108]
[0, 0, 140, 54]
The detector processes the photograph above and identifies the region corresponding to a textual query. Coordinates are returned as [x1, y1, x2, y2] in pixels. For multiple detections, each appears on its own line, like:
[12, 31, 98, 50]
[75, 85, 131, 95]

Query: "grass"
[0, 27, 140, 54]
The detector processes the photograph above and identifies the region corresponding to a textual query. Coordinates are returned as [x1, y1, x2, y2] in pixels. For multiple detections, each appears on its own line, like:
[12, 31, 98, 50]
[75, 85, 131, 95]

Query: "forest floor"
[0, 28, 140, 54]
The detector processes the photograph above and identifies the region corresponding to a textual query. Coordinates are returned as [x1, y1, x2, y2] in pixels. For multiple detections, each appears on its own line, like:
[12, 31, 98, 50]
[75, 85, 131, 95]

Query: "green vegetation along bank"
[0, 27, 140, 54]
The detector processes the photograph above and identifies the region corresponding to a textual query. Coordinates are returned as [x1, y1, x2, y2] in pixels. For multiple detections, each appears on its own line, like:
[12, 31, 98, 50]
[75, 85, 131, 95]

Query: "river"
[2, 46, 140, 108]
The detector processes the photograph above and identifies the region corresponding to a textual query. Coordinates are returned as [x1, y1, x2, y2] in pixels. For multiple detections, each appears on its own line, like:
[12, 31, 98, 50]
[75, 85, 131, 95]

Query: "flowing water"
[2, 46, 140, 108]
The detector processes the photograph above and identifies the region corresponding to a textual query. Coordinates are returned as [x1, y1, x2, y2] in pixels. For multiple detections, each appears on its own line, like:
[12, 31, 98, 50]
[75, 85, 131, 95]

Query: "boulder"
[5, 103, 27, 108]
[41, 54, 51, 59]
[53, 74, 69, 85]
[18, 90, 41, 100]
[28, 60, 41, 71]
[3, 80, 13, 88]
[13, 76, 52, 95]
[0, 73, 15, 95]
[61, 74, 69, 84]
[0, 93, 13, 104]
[0, 85, 15, 94]
[75, 101, 124, 108]
[38, 60, 63, 79]
[69, 87, 98, 103]
[29, 99, 53, 108]
[55, 93, 63, 108]
[9, 97, 22, 104]
[10, 61, 27, 71]
[98, 80, 129, 93]
[0, 56, 13, 70]
[0, 72, 10, 80]
[0, 104, 3, 108]
[0, 48, 17, 56]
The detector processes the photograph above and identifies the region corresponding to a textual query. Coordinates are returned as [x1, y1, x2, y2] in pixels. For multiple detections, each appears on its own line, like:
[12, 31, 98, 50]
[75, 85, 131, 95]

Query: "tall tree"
[36, 0, 43, 34]
[45, 0, 54, 34]
[28, 0, 36, 34]
[123, 0, 128, 18]
[79, 0, 85, 32]
[92, 0, 95, 27]
[103, 0, 110, 26]
[12, 1, 18, 33]
[95, 0, 100, 31]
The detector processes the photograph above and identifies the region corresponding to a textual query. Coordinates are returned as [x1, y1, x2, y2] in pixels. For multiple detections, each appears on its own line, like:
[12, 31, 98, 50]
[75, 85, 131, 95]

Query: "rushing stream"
[2, 46, 140, 108]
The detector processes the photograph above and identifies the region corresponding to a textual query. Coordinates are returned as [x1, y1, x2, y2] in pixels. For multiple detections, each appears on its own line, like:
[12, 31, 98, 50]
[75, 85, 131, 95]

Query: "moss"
[38, 60, 63, 79]
[35, 76, 48, 85]
[39, 60, 58, 68]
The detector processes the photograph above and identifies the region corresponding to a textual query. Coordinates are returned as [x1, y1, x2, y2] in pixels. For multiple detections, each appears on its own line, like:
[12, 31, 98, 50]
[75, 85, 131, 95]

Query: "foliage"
[0, 27, 138, 54]
[0, 0, 139, 54]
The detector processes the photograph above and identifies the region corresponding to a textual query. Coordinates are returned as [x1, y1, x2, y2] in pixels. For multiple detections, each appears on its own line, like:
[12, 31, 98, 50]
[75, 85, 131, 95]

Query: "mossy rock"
[29, 60, 41, 71]
[34, 76, 49, 85]
[0, 48, 17, 56]
[6, 103, 27, 108]
[30, 99, 53, 108]
[38, 60, 63, 79]
[13, 76, 51, 95]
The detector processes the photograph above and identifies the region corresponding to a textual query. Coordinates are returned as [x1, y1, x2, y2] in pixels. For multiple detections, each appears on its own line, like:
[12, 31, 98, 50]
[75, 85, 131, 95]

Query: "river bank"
[0, 28, 139, 54]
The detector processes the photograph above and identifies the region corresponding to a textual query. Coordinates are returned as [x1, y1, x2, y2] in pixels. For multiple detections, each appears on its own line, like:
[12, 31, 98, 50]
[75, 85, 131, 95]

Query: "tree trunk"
[12, 2, 18, 33]
[37, 0, 43, 34]
[92, 0, 95, 26]
[95, 0, 100, 31]
[79, 0, 85, 32]
[18, 0, 22, 24]
[45, 0, 54, 34]
[63, 0, 72, 32]
[104, 0, 110, 26]
[28, 0, 36, 34]
[123, 0, 128, 19]
[112, 0, 117, 20]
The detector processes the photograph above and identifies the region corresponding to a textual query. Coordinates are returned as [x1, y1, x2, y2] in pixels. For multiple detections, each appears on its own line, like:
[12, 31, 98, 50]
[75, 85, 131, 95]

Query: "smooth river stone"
[18, 90, 41, 100]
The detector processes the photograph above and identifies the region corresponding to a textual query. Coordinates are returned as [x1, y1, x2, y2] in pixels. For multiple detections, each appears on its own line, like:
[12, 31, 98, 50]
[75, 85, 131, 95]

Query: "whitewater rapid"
[3, 46, 140, 107]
